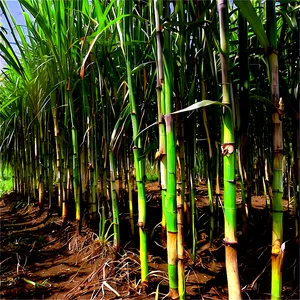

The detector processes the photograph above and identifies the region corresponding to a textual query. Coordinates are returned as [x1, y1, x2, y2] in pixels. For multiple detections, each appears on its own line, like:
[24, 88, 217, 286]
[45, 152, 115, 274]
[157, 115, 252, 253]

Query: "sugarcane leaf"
[0, 127, 15, 152]
[0, 1, 26, 59]
[170, 100, 229, 115]
[278, 6, 298, 32]
[131, 61, 155, 75]
[110, 104, 131, 150]
[204, 26, 222, 54]
[0, 33, 24, 74]
[133, 14, 149, 23]
[234, 0, 269, 49]
[0, 96, 20, 113]
[19, 0, 52, 39]
[0, 53, 23, 77]
[133, 121, 158, 142]
[81, 14, 129, 78]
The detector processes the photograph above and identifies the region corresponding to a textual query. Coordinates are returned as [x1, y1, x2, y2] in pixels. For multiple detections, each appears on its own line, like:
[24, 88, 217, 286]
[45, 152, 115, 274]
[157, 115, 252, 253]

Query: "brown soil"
[0, 183, 299, 299]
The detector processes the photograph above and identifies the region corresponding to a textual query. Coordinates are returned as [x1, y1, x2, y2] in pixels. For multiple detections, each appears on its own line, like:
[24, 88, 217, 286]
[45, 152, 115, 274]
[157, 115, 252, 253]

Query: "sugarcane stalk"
[176, 2, 186, 297]
[176, 120, 185, 300]
[238, 9, 250, 225]
[154, 0, 167, 248]
[266, 1, 284, 298]
[218, 1, 241, 299]
[109, 150, 120, 250]
[68, 92, 81, 235]
[124, 0, 148, 286]
[163, 1, 178, 296]
[125, 135, 135, 237]
[164, 114, 178, 299]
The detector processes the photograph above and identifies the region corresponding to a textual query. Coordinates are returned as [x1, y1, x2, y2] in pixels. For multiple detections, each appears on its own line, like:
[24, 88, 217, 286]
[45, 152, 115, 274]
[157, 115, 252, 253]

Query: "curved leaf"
[234, 0, 269, 49]
[169, 100, 229, 115]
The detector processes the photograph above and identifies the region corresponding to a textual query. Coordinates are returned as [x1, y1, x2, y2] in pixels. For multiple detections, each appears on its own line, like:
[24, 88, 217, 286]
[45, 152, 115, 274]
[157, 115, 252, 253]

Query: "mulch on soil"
[0, 183, 299, 299]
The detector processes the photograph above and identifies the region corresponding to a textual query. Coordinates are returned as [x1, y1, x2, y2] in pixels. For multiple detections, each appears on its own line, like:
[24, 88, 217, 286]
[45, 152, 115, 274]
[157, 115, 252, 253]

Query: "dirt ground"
[0, 182, 299, 299]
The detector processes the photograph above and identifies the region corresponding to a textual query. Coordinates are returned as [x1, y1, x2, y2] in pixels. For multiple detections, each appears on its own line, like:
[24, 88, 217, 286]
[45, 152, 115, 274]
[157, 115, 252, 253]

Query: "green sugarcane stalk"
[24, 126, 31, 204]
[123, 133, 134, 237]
[207, 166, 214, 247]
[52, 105, 62, 211]
[188, 111, 197, 262]
[33, 123, 38, 200]
[109, 149, 120, 250]
[218, 1, 241, 299]
[91, 67, 100, 226]
[201, 77, 215, 246]
[176, 2, 186, 298]
[82, 68, 97, 224]
[68, 92, 81, 235]
[89, 74, 97, 224]
[82, 78, 92, 220]
[127, 145, 135, 237]
[28, 131, 33, 204]
[164, 19, 178, 298]
[238, 10, 250, 225]
[266, 1, 284, 299]
[176, 121, 185, 300]
[164, 2, 178, 294]
[99, 79, 108, 240]
[154, 0, 167, 248]
[189, 157, 197, 260]
[164, 114, 178, 299]
[38, 119, 45, 211]
[48, 128, 53, 214]
[124, 0, 148, 286]
[61, 109, 68, 226]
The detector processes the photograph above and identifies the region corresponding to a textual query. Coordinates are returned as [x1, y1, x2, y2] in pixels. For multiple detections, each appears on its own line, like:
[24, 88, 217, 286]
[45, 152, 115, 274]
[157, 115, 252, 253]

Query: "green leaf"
[81, 14, 129, 77]
[169, 100, 229, 115]
[234, 0, 269, 49]
[0, 96, 20, 113]
[110, 104, 131, 150]
[131, 61, 155, 75]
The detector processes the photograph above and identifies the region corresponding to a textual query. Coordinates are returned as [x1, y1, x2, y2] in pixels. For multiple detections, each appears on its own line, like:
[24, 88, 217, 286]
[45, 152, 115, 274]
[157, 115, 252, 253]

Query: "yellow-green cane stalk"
[68, 92, 81, 235]
[218, 0, 241, 299]
[266, 1, 284, 299]
[154, 0, 167, 248]
[164, 114, 178, 299]
[164, 3, 178, 294]
[124, 0, 148, 287]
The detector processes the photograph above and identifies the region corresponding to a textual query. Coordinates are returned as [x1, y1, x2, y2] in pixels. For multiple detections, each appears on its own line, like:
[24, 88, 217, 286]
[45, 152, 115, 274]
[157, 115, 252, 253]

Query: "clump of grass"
[145, 159, 159, 182]
[0, 166, 13, 196]
[146, 174, 159, 182]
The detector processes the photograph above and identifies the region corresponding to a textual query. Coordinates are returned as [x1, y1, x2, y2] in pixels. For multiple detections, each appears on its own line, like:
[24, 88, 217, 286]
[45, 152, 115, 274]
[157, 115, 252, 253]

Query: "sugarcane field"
[0, 0, 299, 299]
